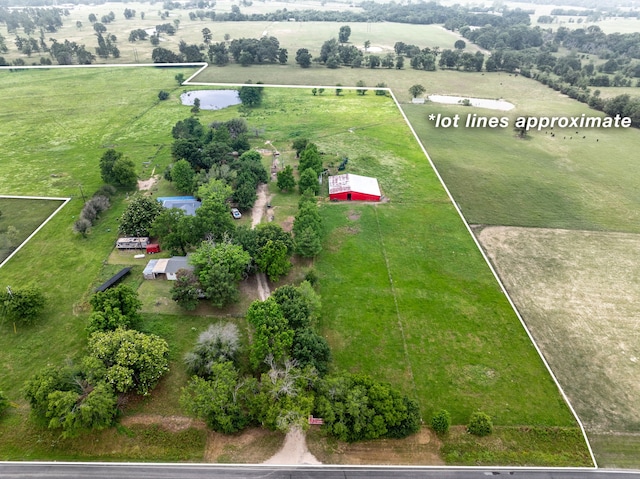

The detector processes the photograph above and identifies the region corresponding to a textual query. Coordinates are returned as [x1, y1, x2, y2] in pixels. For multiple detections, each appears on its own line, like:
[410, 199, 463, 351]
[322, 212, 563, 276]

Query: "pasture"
[402, 72, 640, 466]
[0, 67, 592, 465]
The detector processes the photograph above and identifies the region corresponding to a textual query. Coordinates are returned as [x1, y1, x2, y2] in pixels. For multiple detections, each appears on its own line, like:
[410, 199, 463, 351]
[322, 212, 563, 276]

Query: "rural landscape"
[1, 0, 640, 470]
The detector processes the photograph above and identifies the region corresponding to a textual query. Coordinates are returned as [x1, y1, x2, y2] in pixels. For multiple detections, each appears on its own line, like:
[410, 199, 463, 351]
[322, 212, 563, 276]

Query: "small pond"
[180, 90, 241, 110]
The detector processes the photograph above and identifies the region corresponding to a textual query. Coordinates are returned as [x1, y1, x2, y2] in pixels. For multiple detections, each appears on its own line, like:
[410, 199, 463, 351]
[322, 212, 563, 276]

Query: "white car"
[231, 208, 242, 219]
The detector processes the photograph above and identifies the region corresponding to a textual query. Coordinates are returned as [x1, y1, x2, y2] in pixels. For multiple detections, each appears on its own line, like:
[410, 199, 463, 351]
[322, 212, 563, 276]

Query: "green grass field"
[0, 197, 65, 264]
[0, 67, 591, 464]
[403, 91, 640, 233]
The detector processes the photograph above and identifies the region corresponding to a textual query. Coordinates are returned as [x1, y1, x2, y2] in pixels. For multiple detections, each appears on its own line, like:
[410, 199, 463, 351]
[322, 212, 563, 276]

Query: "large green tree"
[246, 297, 294, 371]
[180, 361, 251, 433]
[87, 284, 142, 333]
[194, 193, 236, 243]
[409, 84, 426, 99]
[256, 239, 291, 282]
[99, 149, 122, 184]
[339, 25, 351, 44]
[22, 365, 118, 437]
[0, 286, 46, 327]
[238, 83, 264, 107]
[86, 328, 169, 395]
[190, 241, 251, 308]
[99, 149, 137, 188]
[298, 143, 323, 175]
[294, 225, 322, 258]
[150, 208, 199, 256]
[111, 157, 137, 189]
[314, 373, 421, 442]
[171, 269, 201, 311]
[277, 165, 296, 192]
[170, 159, 196, 194]
[298, 168, 319, 195]
[295, 48, 312, 68]
[118, 195, 164, 237]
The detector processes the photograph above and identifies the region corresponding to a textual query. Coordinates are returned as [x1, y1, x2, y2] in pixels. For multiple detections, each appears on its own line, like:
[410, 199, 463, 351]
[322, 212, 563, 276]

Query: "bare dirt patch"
[204, 427, 284, 463]
[347, 210, 361, 221]
[281, 215, 295, 233]
[477, 226, 640, 433]
[121, 414, 206, 433]
[306, 427, 444, 465]
[138, 172, 159, 192]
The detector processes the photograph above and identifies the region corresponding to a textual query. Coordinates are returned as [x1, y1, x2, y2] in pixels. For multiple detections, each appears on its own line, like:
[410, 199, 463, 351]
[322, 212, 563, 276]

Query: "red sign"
[308, 415, 324, 425]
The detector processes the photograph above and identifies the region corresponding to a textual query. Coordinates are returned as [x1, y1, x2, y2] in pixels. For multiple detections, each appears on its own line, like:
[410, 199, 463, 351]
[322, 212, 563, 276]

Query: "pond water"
[428, 95, 515, 111]
[180, 90, 241, 110]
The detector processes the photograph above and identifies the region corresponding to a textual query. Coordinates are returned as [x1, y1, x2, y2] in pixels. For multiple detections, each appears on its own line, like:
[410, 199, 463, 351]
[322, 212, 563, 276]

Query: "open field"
[477, 226, 640, 434]
[0, 1, 476, 66]
[400, 71, 640, 466]
[0, 67, 591, 464]
[402, 94, 640, 233]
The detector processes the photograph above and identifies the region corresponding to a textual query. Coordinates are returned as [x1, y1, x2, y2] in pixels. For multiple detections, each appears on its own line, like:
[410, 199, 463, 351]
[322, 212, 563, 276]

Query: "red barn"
[328, 174, 381, 202]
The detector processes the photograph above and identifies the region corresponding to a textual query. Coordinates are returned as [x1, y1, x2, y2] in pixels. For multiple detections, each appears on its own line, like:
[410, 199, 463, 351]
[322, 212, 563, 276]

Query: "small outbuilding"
[143, 256, 193, 281]
[328, 173, 381, 202]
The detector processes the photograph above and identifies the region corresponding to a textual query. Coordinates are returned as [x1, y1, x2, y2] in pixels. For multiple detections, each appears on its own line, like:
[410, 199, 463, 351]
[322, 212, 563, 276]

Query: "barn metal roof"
[328, 174, 381, 197]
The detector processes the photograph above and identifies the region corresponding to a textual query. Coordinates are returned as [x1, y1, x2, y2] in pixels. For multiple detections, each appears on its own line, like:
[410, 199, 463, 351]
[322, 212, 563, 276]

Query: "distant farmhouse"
[328, 174, 382, 202]
[157, 196, 201, 216]
[143, 256, 193, 281]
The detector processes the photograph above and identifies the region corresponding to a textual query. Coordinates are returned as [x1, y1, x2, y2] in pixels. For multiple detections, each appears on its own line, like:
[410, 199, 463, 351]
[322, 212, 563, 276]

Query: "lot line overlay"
[0, 64, 597, 466]
[0, 195, 71, 271]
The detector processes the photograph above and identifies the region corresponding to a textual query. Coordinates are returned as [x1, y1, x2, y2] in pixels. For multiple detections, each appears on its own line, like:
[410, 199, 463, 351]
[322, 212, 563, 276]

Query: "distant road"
[2, 463, 640, 479]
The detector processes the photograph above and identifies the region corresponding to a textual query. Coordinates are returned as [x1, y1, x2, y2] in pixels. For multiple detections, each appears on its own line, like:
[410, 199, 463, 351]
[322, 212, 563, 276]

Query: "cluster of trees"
[181, 282, 419, 440]
[99, 149, 137, 189]
[169, 220, 295, 309]
[0, 6, 66, 34]
[22, 285, 168, 437]
[73, 185, 115, 237]
[167, 116, 264, 207]
[228, 36, 286, 66]
[293, 191, 322, 258]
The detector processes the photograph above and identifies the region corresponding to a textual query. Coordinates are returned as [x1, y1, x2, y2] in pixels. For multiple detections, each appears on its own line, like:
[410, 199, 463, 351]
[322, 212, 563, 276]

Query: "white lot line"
[0, 63, 597, 468]
[0, 196, 71, 270]
[388, 89, 598, 468]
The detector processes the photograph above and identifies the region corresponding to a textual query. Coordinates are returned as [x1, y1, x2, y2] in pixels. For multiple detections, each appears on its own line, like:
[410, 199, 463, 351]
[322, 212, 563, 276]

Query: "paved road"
[2, 464, 640, 479]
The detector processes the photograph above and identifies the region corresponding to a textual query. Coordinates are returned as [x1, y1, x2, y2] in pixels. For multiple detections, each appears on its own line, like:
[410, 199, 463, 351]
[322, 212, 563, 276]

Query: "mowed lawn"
[0, 69, 590, 464]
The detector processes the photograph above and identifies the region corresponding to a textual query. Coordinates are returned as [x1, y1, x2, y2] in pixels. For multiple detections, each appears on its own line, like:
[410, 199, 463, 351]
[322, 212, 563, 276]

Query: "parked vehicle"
[231, 208, 242, 219]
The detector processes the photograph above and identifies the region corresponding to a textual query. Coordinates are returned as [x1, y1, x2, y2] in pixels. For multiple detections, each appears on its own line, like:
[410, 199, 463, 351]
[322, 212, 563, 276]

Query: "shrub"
[184, 323, 240, 378]
[95, 184, 117, 198]
[158, 90, 170, 100]
[431, 409, 451, 435]
[467, 411, 493, 436]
